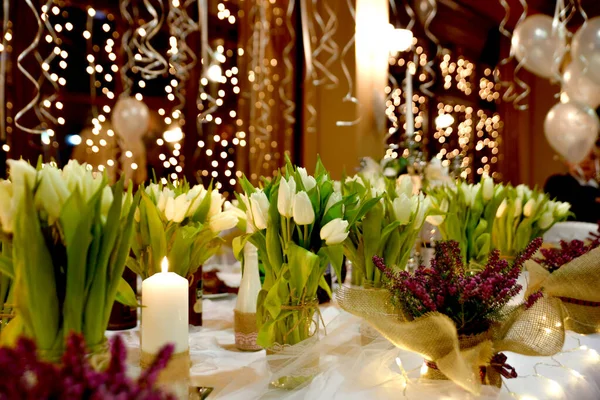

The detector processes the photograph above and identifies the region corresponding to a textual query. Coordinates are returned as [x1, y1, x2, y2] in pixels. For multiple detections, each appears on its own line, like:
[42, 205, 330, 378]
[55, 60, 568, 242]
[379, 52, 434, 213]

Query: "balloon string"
[421, 0, 440, 97]
[402, 0, 416, 31]
[335, 0, 360, 127]
[0, 0, 9, 140]
[15, 0, 46, 134]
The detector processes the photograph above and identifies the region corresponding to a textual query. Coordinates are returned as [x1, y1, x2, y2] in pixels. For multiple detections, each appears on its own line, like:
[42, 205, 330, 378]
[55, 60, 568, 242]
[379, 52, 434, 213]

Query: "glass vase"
[266, 298, 320, 390]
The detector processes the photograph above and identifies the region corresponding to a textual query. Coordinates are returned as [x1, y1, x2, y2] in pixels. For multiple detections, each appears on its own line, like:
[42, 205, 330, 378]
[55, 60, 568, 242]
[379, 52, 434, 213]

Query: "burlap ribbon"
[526, 246, 600, 334]
[140, 349, 190, 384]
[337, 286, 564, 395]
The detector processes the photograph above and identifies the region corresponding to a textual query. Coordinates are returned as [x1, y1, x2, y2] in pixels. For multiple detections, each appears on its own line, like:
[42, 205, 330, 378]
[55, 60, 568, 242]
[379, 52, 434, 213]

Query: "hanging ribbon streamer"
[420, 0, 441, 97]
[494, 0, 517, 103]
[299, 0, 316, 133]
[511, 0, 530, 111]
[120, 0, 136, 96]
[550, 0, 572, 87]
[35, 0, 60, 127]
[383, 74, 400, 147]
[279, 0, 296, 126]
[0, 0, 9, 140]
[335, 0, 360, 127]
[14, 0, 47, 134]
[310, 0, 339, 88]
[196, 0, 218, 125]
[131, 0, 168, 80]
[168, 0, 198, 115]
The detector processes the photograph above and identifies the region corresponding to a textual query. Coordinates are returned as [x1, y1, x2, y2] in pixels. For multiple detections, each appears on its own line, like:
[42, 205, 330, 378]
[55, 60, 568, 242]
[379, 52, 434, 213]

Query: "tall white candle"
[141, 257, 189, 354]
[405, 64, 414, 137]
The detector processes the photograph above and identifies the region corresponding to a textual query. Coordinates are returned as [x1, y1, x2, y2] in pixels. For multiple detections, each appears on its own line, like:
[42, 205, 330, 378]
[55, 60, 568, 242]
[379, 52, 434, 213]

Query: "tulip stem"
[303, 225, 309, 248]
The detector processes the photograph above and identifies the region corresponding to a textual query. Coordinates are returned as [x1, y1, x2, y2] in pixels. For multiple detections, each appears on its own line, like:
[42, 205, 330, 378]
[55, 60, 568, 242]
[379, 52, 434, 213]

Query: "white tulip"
[145, 183, 161, 201]
[482, 176, 494, 201]
[101, 186, 113, 217]
[0, 180, 13, 232]
[157, 188, 174, 213]
[277, 177, 296, 217]
[496, 199, 507, 218]
[523, 198, 536, 218]
[345, 175, 364, 187]
[426, 215, 444, 226]
[165, 193, 190, 223]
[324, 191, 342, 215]
[62, 159, 87, 192]
[396, 175, 413, 197]
[514, 197, 523, 217]
[209, 211, 239, 232]
[392, 193, 412, 225]
[292, 191, 315, 225]
[35, 166, 71, 224]
[207, 189, 225, 219]
[413, 197, 430, 230]
[8, 159, 37, 194]
[333, 180, 342, 193]
[538, 211, 554, 230]
[250, 191, 270, 230]
[297, 167, 317, 191]
[554, 202, 571, 218]
[320, 218, 349, 245]
[186, 185, 207, 217]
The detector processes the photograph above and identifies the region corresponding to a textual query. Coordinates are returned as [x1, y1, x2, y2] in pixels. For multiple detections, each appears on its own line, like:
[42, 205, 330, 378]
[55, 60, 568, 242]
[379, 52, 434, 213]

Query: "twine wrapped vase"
[265, 298, 320, 389]
[337, 285, 565, 394]
[526, 247, 600, 334]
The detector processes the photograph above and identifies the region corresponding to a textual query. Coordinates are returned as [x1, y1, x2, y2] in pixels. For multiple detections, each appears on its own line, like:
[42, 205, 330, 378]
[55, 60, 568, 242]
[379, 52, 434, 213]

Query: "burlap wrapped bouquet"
[337, 239, 565, 395]
[526, 246, 600, 334]
[337, 286, 564, 394]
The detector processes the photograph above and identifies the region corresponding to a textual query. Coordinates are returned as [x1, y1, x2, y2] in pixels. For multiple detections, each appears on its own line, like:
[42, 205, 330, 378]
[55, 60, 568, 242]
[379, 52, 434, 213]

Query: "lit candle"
[405, 63, 414, 137]
[141, 257, 189, 355]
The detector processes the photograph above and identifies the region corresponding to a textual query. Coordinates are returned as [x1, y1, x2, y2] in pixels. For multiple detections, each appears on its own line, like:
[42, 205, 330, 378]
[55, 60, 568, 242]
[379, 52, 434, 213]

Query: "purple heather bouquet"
[536, 224, 600, 272]
[374, 237, 543, 335]
[0, 333, 174, 399]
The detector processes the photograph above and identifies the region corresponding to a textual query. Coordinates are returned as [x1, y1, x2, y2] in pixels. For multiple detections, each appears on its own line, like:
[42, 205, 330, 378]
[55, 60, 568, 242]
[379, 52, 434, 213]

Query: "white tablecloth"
[113, 295, 600, 400]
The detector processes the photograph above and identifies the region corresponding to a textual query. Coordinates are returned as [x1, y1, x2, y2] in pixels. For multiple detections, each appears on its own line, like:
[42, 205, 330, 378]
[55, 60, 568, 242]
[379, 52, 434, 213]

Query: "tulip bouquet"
[493, 185, 570, 258]
[342, 174, 431, 287]
[0, 160, 137, 360]
[427, 176, 506, 267]
[127, 180, 241, 280]
[234, 157, 369, 349]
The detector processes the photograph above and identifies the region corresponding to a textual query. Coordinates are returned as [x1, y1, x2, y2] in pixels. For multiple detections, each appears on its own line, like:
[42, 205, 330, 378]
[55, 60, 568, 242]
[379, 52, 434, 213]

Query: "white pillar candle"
[141, 257, 189, 354]
[405, 64, 414, 137]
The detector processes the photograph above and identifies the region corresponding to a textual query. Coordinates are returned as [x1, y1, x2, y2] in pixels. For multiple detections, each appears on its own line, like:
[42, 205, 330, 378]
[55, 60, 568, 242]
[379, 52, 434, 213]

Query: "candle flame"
[161, 257, 169, 273]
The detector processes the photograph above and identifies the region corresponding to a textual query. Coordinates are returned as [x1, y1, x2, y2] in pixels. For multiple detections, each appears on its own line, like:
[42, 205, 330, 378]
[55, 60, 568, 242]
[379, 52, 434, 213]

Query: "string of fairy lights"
[386, 42, 504, 180]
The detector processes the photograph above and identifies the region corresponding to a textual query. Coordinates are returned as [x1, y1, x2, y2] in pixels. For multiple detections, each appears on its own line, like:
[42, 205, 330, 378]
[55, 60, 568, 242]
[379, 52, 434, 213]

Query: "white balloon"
[512, 15, 566, 79]
[111, 97, 150, 140]
[562, 62, 600, 108]
[544, 101, 599, 164]
[572, 17, 600, 85]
